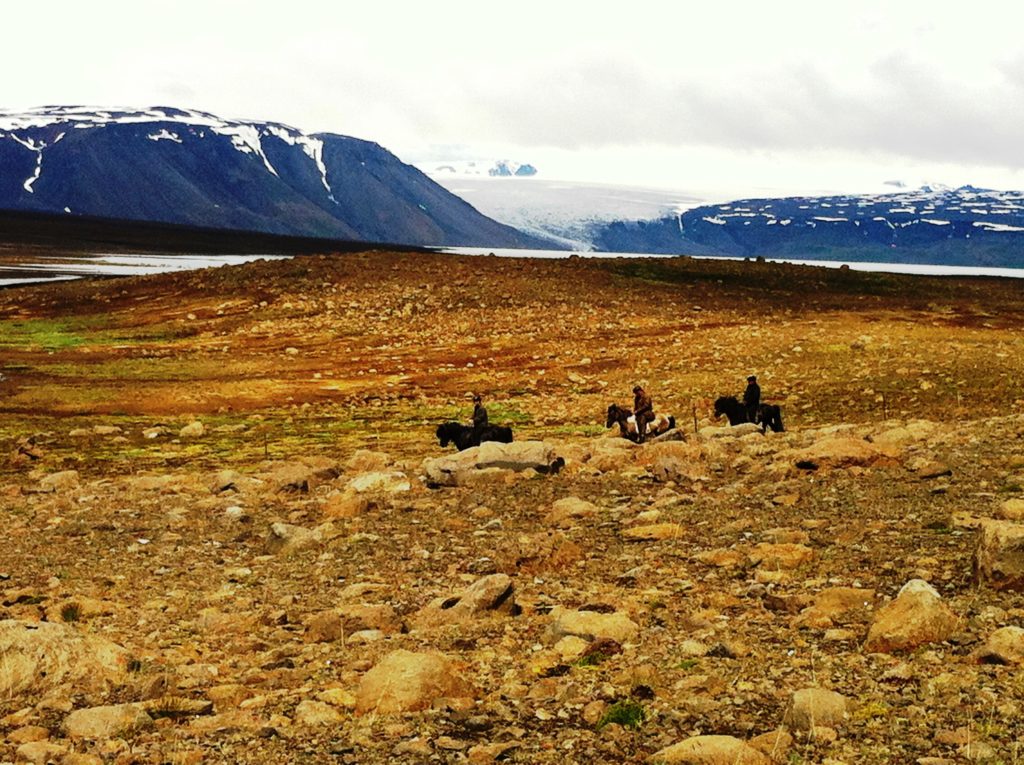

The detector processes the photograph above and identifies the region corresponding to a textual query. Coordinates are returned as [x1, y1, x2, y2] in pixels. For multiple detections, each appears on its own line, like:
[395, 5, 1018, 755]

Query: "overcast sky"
[6, 1, 1024, 196]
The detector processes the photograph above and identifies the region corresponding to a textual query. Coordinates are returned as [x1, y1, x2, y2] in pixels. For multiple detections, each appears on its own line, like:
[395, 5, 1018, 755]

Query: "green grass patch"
[596, 700, 647, 730]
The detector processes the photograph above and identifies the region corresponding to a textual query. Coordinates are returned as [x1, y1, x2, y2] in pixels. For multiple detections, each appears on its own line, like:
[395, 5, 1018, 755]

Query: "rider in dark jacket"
[743, 375, 761, 423]
[471, 395, 489, 430]
[633, 385, 655, 443]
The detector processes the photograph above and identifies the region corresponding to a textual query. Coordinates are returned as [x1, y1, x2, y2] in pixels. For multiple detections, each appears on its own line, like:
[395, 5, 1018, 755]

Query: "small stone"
[16, 741, 68, 765]
[179, 421, 205, 438]
[294, 699, 344, 725]
[999, 499, 1024, 521]
[623, 523, 684, 541]
[7, 725, 49, 744]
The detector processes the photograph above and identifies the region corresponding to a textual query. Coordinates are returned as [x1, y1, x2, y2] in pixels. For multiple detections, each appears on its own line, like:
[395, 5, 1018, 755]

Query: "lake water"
[2, 247, 1022, 288]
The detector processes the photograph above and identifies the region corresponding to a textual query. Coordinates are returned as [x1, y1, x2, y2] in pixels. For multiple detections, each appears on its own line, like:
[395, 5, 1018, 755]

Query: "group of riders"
[464, 375, 766, 445]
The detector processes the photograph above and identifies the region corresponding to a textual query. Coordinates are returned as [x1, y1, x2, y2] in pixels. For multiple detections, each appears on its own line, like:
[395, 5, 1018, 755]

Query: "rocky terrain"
[2, 251, 1024, 764]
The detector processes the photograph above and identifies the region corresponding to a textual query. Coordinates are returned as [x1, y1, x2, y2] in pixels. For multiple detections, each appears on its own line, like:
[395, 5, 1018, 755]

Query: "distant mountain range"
[590, 186, 1024, 267]
[0, 106, 548, 249]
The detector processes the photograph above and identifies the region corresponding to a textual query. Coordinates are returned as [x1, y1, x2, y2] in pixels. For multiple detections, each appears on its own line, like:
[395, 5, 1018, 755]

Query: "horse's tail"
[775, 407, 785, 432]
[668, 415, 676, 430]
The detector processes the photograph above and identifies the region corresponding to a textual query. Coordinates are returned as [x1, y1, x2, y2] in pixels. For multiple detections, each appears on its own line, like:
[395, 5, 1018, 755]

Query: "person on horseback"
[632, 385, 655, 443]
[743, 375, 761, 423]
[471, 394, 488, 430]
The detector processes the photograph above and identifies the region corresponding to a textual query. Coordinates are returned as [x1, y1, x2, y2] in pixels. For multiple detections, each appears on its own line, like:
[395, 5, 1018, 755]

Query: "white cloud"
[3, 1, 1024, 193]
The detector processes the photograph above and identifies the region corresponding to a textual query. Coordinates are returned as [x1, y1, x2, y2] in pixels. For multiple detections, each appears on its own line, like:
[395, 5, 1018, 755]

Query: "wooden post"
[692, 404, 698, 434]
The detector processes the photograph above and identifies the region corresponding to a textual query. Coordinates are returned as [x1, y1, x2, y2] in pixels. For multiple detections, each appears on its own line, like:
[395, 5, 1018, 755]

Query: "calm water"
[2, 248, 1022, 288]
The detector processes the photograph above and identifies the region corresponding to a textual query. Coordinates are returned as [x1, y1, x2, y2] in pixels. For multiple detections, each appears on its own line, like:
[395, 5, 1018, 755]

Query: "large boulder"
[0, 620, 130, 697]
[649, 735, 769, 764]
[355, 650, 473, 714]
[864, 580, 960, 653]
[974, 520, 1024, 590]
[423, 441, 563, 487]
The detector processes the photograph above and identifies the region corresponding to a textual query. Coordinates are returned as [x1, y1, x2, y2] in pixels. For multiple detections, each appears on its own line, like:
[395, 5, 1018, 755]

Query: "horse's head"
[713, 397, 729, 418]
[436, 423, 453, 447]
[606, 404, 624, 429]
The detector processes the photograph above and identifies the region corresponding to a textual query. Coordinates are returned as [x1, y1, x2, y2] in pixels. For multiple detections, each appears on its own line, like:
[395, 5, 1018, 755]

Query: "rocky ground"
[2, 251, 1024, 764]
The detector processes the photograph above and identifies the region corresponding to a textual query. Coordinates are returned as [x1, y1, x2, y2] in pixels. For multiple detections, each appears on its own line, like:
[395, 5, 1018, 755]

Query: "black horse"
[713, 396, 785, 433]
[436, 422, 514, 451]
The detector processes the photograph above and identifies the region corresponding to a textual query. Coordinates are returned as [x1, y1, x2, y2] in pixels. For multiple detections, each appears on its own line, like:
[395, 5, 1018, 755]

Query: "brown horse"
[606, 403, 676, 442]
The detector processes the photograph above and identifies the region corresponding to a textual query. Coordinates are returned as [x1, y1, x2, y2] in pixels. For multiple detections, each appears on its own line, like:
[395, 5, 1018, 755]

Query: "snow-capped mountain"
[0, 106, 548, 249]
[590, 186, 1024, 267]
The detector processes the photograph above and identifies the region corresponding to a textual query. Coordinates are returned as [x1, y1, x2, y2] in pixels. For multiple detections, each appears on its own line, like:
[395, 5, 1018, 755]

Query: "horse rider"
[743, 375, 761, 423]
[632, 385, 655, 443]
[471, 394, 489, 431]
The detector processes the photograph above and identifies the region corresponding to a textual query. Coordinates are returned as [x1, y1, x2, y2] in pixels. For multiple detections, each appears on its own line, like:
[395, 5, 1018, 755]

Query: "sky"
[6, 1, 1024, 198]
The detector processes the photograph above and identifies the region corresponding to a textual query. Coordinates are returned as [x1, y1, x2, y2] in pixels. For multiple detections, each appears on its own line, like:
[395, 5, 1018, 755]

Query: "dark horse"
[605, 403, 676, 443]
[436, 422, 514, 451]
[713, 396, 785, 433]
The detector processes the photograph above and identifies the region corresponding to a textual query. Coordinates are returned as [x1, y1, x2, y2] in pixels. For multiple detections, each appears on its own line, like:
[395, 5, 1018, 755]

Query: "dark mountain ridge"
[592, 185, 1024, 267]
[0, 106, 551, 249]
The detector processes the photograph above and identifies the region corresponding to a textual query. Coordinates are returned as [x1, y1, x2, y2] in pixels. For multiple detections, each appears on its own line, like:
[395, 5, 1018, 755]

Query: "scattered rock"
[355, 650, 474, 714]
[0, 620, 129, 696]
[788, 688, 848, 731]
[649, 734, 770, 764]
[294, 699, 344, 726]
[622, 522, 684, 541]
[423, 441, 564, 486]
[38, 470, 79, 493]
[346, 471, 411, 494]
[864, 579, 960, 653]
[998, 498, 1024, 521]
[974, 519, 1024, 590]
[414, 574, 516, 629]
[748, 543, 814, 570]
[64, 703, 153, 739]
[545, 607, 639, 644]
[544, 496, 599, 527]
[972, 625, 1024, 665]
[264, 522, 325, 555]
[179, 421, 205, 438]
[16, 741, 68, 765]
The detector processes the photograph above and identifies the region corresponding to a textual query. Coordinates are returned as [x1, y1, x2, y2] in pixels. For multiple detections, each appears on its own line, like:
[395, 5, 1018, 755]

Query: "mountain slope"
[0, 107, 550, 249]
[591, 186, 1024, 267]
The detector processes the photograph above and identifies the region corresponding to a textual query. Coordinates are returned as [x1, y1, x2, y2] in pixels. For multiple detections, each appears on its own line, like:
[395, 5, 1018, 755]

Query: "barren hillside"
[1, 252, 1024, 764]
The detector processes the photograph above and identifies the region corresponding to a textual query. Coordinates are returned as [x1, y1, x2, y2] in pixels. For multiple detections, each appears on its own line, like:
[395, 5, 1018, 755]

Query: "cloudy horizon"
[6, 1, 1024, 198]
